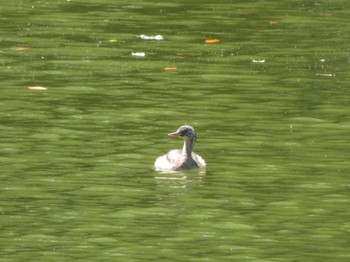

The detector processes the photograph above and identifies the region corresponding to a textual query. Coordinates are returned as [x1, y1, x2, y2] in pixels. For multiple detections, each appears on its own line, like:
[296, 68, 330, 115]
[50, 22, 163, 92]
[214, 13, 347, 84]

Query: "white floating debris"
[252, 59, 265, 63]
[138, 34, 164, 40]
[316, 73, 334, 77]
[131, 52, 146, 57]
[28, 86, 47, 90]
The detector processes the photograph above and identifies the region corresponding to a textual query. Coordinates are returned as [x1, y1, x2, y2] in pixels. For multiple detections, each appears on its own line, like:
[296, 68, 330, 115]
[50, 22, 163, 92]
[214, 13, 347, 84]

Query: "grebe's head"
[168, 125, 196, 140]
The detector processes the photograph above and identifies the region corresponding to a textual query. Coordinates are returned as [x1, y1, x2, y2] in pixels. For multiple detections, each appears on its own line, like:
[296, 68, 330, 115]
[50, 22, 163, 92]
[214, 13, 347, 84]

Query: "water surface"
[1, 0, 350, 261]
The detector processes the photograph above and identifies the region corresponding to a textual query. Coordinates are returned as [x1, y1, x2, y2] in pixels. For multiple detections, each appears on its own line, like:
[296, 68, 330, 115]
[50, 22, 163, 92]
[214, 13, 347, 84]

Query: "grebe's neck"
[182, 136, 195, 158]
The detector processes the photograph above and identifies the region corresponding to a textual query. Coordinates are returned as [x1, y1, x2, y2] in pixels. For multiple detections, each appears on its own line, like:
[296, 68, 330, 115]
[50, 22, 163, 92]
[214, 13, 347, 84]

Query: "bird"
[154, 125, 206, 172]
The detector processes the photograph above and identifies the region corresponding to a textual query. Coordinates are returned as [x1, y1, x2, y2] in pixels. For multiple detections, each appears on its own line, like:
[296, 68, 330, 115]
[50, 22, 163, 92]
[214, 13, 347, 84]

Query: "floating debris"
[269, 21, 278, 25]
[16, 47, 28, 51]
[252, 59, 266, 63]
[164, 67, 177, 71]
[316, 73, 334, 77]
[138, 34, 163, 40]
[109, 39, 118, 43]
[205, 39, 220, 44]
[131, 52, 146, 57]
[28, 86, 47, 90]
[176, 52, 185, 56]
[319, 12, 332, 17]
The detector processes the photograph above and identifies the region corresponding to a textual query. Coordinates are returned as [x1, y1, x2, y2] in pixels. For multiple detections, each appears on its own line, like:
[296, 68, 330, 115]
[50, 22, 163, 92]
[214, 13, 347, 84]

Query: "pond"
[1, 0, 349, 261]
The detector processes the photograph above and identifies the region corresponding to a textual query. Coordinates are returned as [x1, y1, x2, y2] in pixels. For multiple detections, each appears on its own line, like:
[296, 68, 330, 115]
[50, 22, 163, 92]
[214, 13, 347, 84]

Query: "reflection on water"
[154, 169, 205, 189]
[1, 0, 350, 261]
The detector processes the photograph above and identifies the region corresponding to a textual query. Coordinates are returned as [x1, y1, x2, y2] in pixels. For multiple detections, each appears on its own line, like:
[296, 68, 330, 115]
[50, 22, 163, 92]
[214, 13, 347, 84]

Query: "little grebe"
[154, 125, 206, 172]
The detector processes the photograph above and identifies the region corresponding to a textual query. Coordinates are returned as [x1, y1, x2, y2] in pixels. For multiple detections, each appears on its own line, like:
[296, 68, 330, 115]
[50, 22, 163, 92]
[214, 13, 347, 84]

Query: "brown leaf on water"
[319, 13, 332, 17]
[16, 47, 29, 51]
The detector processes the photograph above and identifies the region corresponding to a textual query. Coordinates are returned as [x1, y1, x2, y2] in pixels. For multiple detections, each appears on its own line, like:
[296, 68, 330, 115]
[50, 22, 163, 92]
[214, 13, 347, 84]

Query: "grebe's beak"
[168, 131, 179, 137]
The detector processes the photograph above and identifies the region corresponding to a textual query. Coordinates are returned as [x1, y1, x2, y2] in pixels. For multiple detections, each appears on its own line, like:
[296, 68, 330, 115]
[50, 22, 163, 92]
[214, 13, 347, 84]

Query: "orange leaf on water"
[176, 52, 185, 56]
[269, 21, 278, 25]
[164, 67, 177, 71]
[205, 39, 220, 44]
[28, 86, 47, 90]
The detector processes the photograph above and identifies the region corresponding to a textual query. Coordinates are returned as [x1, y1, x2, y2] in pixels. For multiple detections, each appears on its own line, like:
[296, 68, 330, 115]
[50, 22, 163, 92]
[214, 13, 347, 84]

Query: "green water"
[1, 0, 350, 261]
